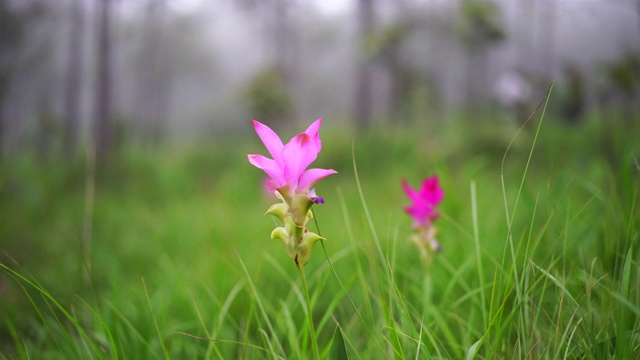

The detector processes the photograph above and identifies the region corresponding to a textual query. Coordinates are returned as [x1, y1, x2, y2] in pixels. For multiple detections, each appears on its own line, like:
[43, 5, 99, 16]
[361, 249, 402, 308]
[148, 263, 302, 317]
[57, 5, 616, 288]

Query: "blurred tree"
[368, 24, 409, 119]
[94, 0, 114, 162]
[63, 0, 84, 156]
[235, 0, 296, 126]
[366, 0, 440, 125]
[132, 0, 170, 144]
[0, 0, 25, 157]
[237, 0, 295, 78]
[271, 0, 295, 80]
[603, 51, 640, 122]
[244, 66, 292, 130]
[455, 0, 505, 108]
[637, 0, 640, 42]
[354, 0, 376, 130]
[538, 0, 557, 78]
[0, 1, 50, 158]
[560, 64, 585, 124]
[121, 0, 215, 143]
[596, 51, 640, 166]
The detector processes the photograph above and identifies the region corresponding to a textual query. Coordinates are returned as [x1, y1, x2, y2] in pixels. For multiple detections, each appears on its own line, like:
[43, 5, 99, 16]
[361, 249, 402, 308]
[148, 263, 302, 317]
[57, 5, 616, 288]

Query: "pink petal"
[401, 179, 421, 203]
[405, 204, 438, 227]
[252, 120, 284, 167]
[304, 118, 323, 150]
[248, 154, 284, 183]
[405, 205, 426, 224]
[281, 133, 319, 185]
[420, 177, 444, 205]
[298, 168, 337, 191]
[266, 179, 281, 190]
[305, 118, 322, 135]
[403, 176, 444, 227]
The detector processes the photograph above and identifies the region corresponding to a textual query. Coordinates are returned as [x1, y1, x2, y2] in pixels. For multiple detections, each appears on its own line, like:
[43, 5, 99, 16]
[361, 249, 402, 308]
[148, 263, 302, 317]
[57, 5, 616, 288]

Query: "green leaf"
[615, 246, 633, 359]
[329, 325, 349, 360]
[466, 339, 481, 360]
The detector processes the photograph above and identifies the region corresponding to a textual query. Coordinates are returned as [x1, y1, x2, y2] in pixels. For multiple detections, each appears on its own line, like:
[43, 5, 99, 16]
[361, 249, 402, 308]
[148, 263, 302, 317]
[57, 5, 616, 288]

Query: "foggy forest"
[1, 0, 639, 358]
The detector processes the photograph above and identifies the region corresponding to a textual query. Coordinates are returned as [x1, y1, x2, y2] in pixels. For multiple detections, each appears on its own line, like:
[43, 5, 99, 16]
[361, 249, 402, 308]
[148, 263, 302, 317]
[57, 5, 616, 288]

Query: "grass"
[0, 110, 638, 359]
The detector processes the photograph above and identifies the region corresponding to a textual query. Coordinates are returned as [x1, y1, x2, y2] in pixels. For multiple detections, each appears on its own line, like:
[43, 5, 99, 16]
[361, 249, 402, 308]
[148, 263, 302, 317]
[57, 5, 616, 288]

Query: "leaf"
[466, 339, 481, 360]
[329, 325, 349, 360]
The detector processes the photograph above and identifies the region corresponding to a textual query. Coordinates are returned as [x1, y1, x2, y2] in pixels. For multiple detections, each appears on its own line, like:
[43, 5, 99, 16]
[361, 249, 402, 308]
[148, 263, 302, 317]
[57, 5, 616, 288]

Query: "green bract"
[268, 201, 324, 267]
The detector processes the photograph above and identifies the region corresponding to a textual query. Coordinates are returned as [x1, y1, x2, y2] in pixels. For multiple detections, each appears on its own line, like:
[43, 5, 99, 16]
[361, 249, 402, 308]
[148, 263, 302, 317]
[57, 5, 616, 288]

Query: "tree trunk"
[0, 0, 23, 158]
[637, 0, 640, 46]
[94, 0, 113, 162]
[273, 0, 292, 77]
[63, 0, 84, 157]
[133, 0, 168, 144]
[0, 72, 6, 158]
[354, 0, 375, 130]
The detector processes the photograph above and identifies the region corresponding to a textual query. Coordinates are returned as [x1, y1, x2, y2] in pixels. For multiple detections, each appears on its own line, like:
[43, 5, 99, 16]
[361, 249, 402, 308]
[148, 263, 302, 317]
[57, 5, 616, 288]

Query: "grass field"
[0, 111, 638, 359]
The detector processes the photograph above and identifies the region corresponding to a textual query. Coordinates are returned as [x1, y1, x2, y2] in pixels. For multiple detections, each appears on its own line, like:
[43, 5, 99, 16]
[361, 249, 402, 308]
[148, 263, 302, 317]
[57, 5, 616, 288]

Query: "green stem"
[297, 264, 320, 360]
[423, 271, 432, 305]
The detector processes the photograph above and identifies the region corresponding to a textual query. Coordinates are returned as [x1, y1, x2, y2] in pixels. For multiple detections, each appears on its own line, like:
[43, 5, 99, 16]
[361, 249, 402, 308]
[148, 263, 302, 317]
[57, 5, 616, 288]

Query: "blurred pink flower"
[402, 176, 444, 228]
[248, 119, 337, 201]
[261, 176, 278, 199]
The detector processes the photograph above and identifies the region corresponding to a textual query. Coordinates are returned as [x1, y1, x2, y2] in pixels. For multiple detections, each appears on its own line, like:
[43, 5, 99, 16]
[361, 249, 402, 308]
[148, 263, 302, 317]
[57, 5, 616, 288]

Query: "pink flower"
[402, 176, 444, 228]
[248, 119, 337, 201]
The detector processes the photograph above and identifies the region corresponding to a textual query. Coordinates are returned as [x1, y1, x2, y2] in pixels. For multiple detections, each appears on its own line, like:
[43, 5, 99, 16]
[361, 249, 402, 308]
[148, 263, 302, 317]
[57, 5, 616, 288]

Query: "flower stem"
[297, 264, 320, 360]
[423, 271, 433, 305]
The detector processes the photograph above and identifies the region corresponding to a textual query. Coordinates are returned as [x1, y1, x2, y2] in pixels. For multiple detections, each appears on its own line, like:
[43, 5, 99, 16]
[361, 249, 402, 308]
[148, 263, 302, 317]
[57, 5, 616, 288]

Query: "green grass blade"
[75, 295, 119, 360]
[470, 180, 487, 328]
[142, 277, 171, 360]
[466, 339, 481, 360]
[329, 325, 349, 360]
[235, 251, 285, 357]
[351, 139, 386, 266]
[1, 262, 104, 357]
[615, 246, 634, 359]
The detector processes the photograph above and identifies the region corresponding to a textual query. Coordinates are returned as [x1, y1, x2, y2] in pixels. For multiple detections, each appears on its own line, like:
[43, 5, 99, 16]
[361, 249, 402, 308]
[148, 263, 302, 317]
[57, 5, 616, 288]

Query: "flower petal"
[298, 168, 337, 191]
[252, 120, 284, 167]
[401, 179, 422, 203]
[248, 154, 283, 184]
[405, 205, 437, 228]
[304, 118, 323, 151]
[404, 206, 423, 226]
[308, 188, 325, 204]
[281, 133, 319, 185]
[420, 176, 444, 205]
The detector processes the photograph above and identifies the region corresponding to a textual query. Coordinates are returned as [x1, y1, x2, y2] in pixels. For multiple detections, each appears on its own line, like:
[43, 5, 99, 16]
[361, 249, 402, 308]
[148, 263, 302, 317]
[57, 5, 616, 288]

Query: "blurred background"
[1, 1, 639, 357]
[0, 0, 638, 161]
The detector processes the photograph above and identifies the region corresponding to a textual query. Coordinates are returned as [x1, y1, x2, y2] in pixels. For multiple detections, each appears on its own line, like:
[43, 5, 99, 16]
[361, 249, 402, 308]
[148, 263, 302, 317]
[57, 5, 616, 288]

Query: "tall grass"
[0, 112, 638, 358]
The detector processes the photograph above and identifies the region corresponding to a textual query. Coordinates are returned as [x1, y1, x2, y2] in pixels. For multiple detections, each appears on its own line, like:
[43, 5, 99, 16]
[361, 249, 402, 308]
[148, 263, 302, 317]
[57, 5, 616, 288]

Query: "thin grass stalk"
[82, 144, 96, 285]
[335, 187, 376, 323]
[235, 251, 285, 357]
[142, 277, 170, 360]
[351, 140, 386, 267]
[500, 82, 554, 355]
[297, 264, 320, 360]
[313, 202, 386, 355]
[470, 180, 487, 327]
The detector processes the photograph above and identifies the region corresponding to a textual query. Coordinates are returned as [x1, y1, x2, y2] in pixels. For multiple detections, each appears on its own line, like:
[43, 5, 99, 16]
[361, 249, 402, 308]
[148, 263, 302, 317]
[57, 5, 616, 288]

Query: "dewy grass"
[470, 180, 488, 329]
[235, 251, 285, 358]
[0, 262, 109, 358]
[1, 109, 639, 358]
[297, 263, 320, 359]
[495, 83, 553, 357]
[142, 277, 170, 360]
